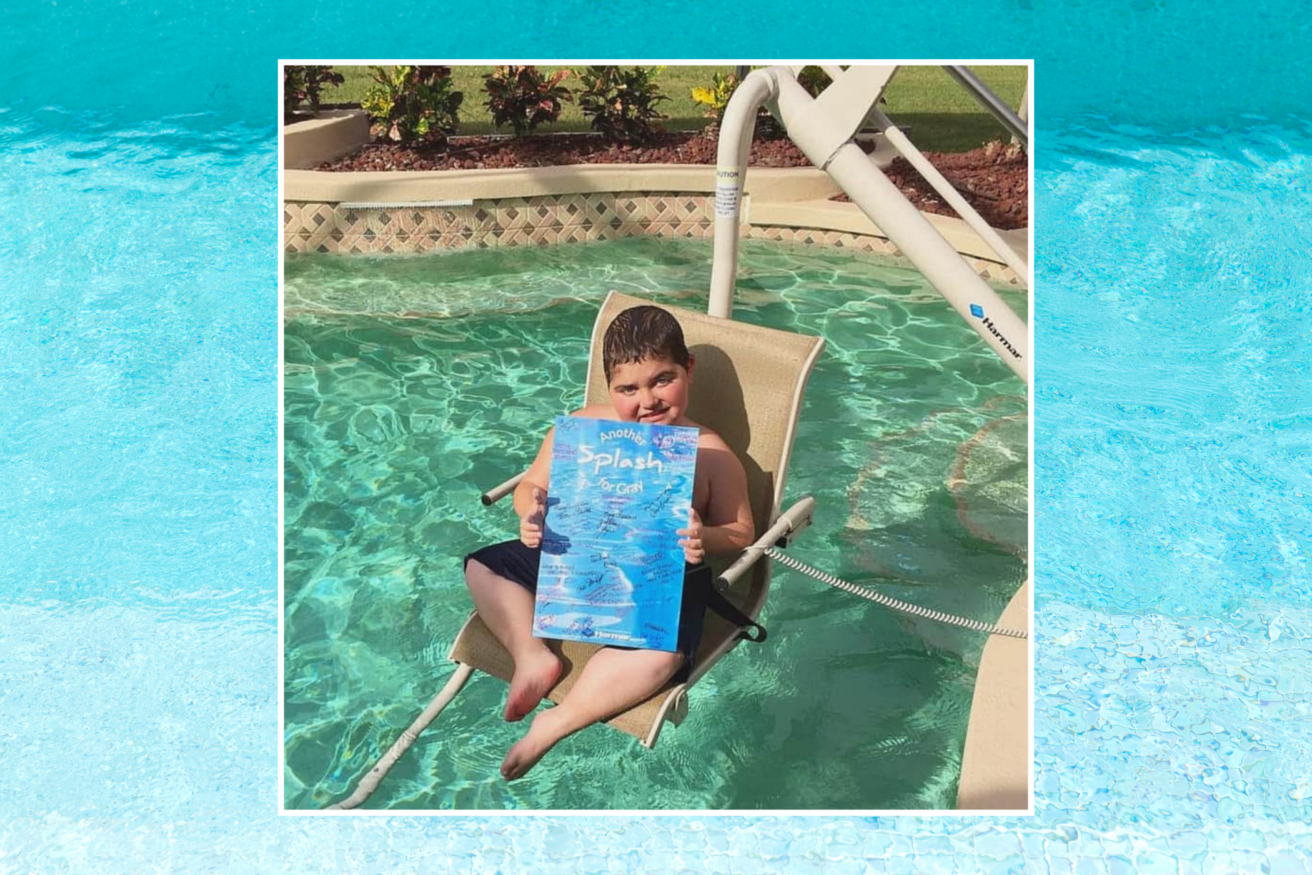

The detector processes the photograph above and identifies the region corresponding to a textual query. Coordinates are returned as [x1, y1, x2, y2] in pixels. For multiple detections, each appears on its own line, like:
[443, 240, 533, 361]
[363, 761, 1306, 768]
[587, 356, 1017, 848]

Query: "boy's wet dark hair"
[602, 305, 691, 381]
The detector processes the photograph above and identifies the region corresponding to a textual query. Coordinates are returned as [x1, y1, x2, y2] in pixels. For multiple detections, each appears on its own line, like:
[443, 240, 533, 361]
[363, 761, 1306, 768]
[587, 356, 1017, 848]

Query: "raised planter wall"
[284, 110, 372, 170]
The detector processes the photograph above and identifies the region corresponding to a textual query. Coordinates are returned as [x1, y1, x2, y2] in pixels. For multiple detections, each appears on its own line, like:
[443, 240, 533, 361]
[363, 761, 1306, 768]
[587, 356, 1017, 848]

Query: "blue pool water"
[1038, 125, 1311, 618]
[281, 239, 1027, 811]
[5, 0, 1312, 867]
[1032, 121, 1312, 834]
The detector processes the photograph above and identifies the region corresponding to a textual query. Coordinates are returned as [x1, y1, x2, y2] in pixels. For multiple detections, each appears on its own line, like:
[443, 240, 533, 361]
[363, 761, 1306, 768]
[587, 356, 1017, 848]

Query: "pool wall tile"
[360, 209, 393, 235]
[526, 223, 559, 246]
[493, 208, 530, 232]
[331, 207, 358, 235]
[579, 195, 617, 226]
[417, 233, 446, 253]
[495, 227, 531, 247]
[334, 234, 362, 253]
[283, 206, 304, 235]
[555, 224, 592, 245]
[396, 209, 430, 235]
[284, 192, 1019, 286]
[302, 219, 336, 252]
[615, 196, 644, 220]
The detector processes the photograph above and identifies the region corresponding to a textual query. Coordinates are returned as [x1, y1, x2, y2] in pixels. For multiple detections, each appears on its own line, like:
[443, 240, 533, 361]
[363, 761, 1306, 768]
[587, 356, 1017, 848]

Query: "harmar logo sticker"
[969, 302, 1020, 359]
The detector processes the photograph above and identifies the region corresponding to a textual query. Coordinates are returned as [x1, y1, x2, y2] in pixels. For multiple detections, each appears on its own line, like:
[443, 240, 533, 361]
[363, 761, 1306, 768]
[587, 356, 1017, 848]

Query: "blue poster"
[534, 416, 699, 651]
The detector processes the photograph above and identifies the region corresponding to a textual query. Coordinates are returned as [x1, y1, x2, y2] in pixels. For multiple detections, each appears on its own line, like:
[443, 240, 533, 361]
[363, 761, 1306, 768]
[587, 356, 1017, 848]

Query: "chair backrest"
[583, 292, 825, 615]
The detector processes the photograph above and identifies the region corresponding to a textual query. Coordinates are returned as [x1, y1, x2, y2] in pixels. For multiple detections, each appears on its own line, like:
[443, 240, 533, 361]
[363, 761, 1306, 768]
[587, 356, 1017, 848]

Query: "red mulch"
[860, 141, 1029, 230]
[313, 128, 1028, 229]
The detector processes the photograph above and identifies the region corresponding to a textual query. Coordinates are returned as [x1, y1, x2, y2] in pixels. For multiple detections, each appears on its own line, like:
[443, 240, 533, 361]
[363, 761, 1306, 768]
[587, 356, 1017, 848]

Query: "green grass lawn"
[314, 64, 1027, 154]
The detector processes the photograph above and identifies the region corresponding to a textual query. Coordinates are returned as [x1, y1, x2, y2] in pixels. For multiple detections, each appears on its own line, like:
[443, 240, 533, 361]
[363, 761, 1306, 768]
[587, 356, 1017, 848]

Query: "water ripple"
[0, 109, 277, 608]
[1036, 120, 1312, 616]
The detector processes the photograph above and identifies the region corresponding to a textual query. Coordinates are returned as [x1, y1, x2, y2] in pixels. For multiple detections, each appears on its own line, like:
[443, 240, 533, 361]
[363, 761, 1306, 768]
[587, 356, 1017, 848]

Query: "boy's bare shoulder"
[694, 425, 732, 451]
[691, 424, 740, 464]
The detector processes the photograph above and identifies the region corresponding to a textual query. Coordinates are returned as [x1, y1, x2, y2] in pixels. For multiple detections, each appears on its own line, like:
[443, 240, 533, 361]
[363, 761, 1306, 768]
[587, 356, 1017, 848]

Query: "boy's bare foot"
[504, 648, 563, 722]
[501, 708, 570, 781]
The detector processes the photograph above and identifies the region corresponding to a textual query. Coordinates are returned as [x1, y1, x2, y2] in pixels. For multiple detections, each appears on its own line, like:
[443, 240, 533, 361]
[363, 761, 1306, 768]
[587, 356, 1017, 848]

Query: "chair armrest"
[480, 472, 526, 506]
[715, 495, 816, 591]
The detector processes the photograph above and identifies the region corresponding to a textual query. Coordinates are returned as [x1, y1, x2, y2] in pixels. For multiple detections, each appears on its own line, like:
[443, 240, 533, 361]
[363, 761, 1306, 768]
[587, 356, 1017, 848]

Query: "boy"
[464, 305, 755, 780]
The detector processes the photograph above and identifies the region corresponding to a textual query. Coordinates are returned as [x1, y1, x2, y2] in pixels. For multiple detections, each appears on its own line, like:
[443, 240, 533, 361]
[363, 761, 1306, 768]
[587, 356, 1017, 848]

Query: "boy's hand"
[520, 488, 547, 548]
[678, 507, 705, 565]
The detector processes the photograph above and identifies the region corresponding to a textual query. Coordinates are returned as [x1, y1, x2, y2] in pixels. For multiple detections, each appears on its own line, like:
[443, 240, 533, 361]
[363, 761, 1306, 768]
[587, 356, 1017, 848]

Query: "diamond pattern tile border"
[284, 196, 1019, 285]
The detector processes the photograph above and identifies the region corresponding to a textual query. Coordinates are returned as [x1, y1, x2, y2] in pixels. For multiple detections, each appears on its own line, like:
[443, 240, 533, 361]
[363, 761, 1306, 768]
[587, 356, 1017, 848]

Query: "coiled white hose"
[764, 548, 1028, 640]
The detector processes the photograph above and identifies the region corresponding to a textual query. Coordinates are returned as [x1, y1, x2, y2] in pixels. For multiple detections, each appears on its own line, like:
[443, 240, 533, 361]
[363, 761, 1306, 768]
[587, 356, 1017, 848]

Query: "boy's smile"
[607, 355, 695, 426]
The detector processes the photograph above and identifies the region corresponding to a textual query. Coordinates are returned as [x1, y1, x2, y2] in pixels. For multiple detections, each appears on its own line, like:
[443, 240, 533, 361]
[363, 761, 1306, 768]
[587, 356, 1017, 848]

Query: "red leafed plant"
[284, 65, 344, 117]
[483, 66, 573, 138]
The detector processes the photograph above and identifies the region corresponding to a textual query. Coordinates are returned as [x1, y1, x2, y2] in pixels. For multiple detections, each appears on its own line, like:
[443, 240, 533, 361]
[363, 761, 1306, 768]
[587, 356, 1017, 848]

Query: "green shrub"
[483, 66, 572, 137]
[690, 71, 738, 123]
[797, 65, 832, 97]
[577, 65, 669, 144]
[361, 65, 464, 145]
[284, 65, 344, 116]
[690, 68, 828, 139]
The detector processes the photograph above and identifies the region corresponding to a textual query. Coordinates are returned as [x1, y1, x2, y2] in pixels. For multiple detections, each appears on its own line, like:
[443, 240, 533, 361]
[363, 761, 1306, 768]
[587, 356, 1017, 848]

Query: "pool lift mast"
[708, 65, 1030, 384]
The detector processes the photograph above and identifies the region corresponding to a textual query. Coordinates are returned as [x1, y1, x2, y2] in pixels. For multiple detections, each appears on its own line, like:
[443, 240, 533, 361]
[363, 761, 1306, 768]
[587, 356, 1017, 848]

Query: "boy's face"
[607, 355, 694, 425]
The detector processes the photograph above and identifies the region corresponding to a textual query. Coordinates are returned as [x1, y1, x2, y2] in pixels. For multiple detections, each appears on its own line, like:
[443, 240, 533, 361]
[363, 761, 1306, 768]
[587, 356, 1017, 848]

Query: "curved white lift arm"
[709, 66, 1029, 384]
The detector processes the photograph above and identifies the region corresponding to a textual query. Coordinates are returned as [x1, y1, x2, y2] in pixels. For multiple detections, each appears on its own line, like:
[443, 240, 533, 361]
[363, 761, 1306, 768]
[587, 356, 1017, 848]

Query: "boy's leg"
[501, 646, 683, 780]
[464, 558, 563, 722]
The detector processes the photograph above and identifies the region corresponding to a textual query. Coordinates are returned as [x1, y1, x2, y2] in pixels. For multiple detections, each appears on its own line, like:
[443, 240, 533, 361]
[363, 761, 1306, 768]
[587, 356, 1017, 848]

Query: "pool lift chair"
[328, 65, 1030, 809]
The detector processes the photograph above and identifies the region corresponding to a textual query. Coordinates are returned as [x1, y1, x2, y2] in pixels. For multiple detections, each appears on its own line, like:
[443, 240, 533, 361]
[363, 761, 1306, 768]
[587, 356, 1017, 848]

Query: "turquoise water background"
[3, 0, 1311, 869]
[282, 240, 1027, 810]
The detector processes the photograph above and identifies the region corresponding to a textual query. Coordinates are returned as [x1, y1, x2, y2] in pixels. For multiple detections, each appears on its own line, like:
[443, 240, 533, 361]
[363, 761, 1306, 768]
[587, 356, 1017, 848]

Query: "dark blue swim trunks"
[464, 539, 712, 682]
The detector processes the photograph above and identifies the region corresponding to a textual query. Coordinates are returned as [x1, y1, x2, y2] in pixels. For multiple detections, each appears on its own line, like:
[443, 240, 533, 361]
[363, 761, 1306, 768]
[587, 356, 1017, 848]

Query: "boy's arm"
[511, 406, 610, 518]
[513, 426, 554, 520]
[697, 443, 755, 556]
